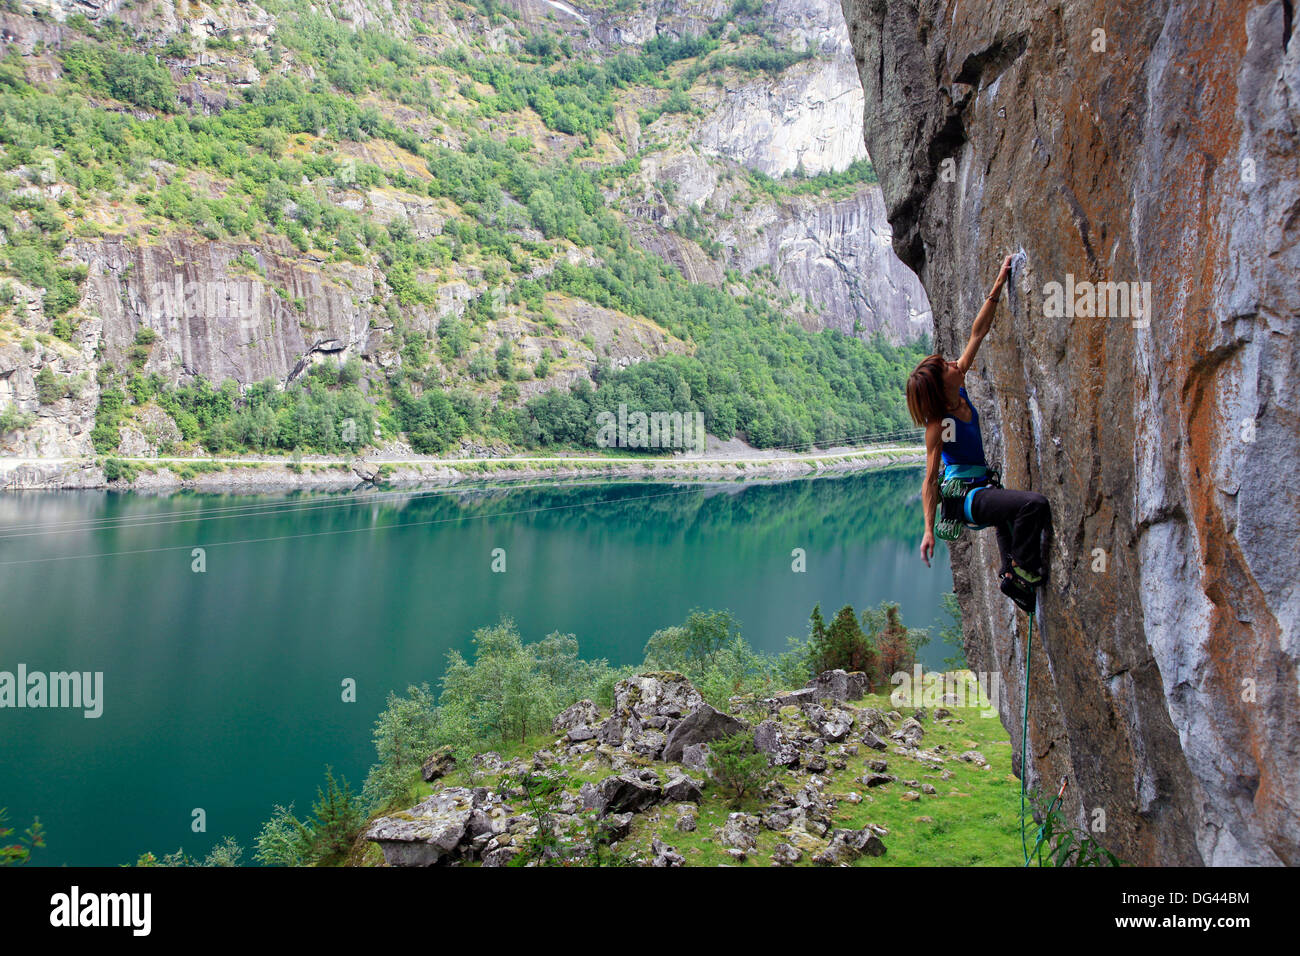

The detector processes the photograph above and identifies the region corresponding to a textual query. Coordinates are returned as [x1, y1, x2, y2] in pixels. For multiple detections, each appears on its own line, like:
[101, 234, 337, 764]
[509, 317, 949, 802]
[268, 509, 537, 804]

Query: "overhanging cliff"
[840, 0, 1298, 865]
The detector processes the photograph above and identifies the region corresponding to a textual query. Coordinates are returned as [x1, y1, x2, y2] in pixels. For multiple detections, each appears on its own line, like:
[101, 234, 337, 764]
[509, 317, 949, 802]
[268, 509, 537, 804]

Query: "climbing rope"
[1019, 610, 1068, 866]
[1020, 612, 1034, 864]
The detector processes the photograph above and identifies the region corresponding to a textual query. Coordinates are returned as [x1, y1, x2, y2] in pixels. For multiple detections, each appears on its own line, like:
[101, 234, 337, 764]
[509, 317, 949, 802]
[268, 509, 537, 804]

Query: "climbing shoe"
[1013, 565, 1044, 586]
[1000, 571, 1037, 614]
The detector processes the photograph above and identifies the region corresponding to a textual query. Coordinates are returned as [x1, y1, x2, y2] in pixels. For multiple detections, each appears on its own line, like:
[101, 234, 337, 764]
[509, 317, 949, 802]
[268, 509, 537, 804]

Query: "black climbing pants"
[969, 487, 1051, 577]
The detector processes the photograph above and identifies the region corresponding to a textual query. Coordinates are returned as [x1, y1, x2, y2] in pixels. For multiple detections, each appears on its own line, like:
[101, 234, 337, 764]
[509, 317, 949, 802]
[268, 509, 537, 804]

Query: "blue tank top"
[940, 387, 987, 468]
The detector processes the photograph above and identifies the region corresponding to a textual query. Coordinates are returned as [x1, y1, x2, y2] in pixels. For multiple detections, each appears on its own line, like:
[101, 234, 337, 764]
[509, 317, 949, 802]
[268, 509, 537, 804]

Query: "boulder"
[626, 728, 668, 760]
[753, 719, 800, 767]
[858, 708, 891, 737]
[663, 773, 704, 804]
[365, 787, 480, 866]
[596, 673, 706, 753]
[681, 743, 712, 772]
[805, 669, 870, 702]
[650, 836, 684, 867]
[721, 812, 761, 851]
[772, 687, 819, 709]
[420, 745, 456, 783]
[481, 844, 521, 867]
[602, 812, 635, 840]
[590, 772, 663, 816]
[613, 672, 705, 720]
[472, 752, 506, 773]
[662, 703, 748, 762]
[803, 702, 854, 741]
[861, 730, 889, 751]
[771, 842, 801, 865]
[891, 717, 925, 747]
[552, 699, 601, 734]
[813, 827, 887, 864]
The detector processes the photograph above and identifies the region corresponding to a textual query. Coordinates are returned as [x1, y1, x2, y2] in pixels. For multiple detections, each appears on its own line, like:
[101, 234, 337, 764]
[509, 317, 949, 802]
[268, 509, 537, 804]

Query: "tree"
[307, 767, 364, 865]
[362, 683, 440, 810]
[253, 804, 314, 867]
[438, 619, 561, 745]
[642, 608, 740, 671]
[807, 604, 879, 687]
[871, 603, 914, 680]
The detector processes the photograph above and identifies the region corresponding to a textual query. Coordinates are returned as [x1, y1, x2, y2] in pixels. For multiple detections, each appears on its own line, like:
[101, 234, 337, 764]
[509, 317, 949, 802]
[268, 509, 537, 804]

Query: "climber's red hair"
[907, 354, 948, 427]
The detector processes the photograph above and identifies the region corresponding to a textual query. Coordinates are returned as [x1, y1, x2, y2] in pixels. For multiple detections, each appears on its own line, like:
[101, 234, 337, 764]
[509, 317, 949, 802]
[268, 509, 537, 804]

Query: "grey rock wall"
[842, 0, 1298, 865]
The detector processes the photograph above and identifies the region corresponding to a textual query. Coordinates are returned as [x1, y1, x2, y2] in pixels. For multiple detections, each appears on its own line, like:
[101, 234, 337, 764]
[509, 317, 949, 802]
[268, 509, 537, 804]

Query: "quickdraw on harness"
[934, 464, 1002, 541]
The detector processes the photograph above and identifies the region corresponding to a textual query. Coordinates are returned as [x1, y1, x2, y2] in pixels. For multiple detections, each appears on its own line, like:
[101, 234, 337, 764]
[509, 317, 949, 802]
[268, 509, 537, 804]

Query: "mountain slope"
[0, 0, 931, 466]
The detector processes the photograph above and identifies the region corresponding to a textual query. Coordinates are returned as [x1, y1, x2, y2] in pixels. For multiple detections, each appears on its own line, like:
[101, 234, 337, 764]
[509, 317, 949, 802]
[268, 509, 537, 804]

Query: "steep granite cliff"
[841, 0, 1298, 864]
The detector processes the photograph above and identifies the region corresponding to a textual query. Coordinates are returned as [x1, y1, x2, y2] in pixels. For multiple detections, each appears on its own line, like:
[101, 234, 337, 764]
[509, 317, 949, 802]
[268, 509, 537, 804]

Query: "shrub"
[35, 365, 68, 404]
[102, 457, 138, 483]
[0, 808, 44, 866]
[706, 730, 772, 808]
[0, 403, 35, 433]
[509, 769, 630, 867]
[201, 836, 244, 867]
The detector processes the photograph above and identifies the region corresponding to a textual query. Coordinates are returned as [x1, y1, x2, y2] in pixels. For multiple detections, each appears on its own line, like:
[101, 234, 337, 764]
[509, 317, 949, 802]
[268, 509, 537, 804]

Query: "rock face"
[616, 0, 933, 343]
[841, 0, 1298, 865]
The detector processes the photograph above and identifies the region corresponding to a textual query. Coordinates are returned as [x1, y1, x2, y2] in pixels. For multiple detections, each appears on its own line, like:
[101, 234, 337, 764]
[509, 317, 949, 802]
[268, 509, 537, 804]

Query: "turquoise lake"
[0, 467, 953, 866]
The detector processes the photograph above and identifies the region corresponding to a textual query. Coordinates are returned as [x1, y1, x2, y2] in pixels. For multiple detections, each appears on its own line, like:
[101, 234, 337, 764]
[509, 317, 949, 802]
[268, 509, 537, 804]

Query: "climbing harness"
[934, 464, 1002, 541]
[1018, 612, 1067, 866]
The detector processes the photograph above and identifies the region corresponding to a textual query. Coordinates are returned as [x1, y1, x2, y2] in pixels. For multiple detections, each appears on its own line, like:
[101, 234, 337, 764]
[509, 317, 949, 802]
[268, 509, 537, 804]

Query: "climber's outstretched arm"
[957, 255, 1015, 374]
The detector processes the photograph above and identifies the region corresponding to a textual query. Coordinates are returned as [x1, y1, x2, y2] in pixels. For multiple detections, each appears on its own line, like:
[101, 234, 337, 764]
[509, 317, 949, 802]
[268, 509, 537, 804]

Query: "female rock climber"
[907, 254, 1051, 614]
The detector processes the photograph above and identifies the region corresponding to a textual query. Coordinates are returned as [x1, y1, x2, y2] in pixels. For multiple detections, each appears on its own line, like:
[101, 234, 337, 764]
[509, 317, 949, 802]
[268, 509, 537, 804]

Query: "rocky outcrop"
[842, 0, 1298, 865]
[693, 51, 868, 179]
[614, 0, 933, 343]
[368, 671, 911, 865]
[365, 786, 486, 866]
